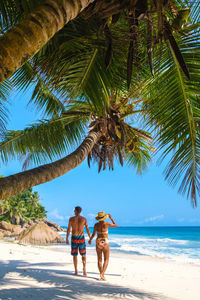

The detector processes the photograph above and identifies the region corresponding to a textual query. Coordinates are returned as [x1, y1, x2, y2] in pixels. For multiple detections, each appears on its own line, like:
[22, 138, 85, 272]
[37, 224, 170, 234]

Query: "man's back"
[66, 206, 91, 276]
[70, 216, 86, 235]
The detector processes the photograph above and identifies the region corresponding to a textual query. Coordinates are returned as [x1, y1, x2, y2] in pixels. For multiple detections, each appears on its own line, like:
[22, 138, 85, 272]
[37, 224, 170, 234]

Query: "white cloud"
[134, 214, 164, 225]
[144, 215, 164, 223]
[49, 209, 64, 221]
[178, 218, 185, 222]
[189, 218, 200, 223]
[87, 213, 96, 219]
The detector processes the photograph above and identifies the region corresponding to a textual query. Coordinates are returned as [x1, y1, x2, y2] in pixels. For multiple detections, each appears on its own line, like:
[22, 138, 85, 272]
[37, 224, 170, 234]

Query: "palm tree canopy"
[0, 188, 46, 224]
[0, 0, 96, 82]
[0, 0, 198, 84]
[0, 0, 200, 205]
[0, 93, 153, 174]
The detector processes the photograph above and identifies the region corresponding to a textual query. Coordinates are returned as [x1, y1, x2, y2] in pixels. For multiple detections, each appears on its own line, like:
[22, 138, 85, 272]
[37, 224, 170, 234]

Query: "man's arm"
[88, 224, 97, 244]
[66, 218, 72, 244]
[107, 214, 117, 227]
[85, 218, 91, 239]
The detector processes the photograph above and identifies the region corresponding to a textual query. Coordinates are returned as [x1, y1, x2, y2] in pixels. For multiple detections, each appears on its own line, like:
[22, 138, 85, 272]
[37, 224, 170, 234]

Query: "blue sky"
[1, 89, 200, 226]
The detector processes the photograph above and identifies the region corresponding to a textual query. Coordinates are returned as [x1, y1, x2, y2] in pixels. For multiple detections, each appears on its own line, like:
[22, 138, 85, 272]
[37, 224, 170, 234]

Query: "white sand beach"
[0, 240, 199, 300]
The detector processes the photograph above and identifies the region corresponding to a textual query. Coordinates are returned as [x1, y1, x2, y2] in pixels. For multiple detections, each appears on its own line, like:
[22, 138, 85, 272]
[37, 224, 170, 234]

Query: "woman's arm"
[88, 224, 97, 244]
[107, 214, 117, 227]
[85, 218, 91, 239]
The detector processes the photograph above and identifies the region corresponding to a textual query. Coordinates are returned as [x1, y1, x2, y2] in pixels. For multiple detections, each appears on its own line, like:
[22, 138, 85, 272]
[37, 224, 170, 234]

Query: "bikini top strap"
[97, 231, 108, 234]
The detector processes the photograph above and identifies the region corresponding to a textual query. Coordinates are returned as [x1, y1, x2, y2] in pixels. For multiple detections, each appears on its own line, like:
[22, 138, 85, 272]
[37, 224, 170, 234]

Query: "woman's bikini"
[96, 230, 109, 249]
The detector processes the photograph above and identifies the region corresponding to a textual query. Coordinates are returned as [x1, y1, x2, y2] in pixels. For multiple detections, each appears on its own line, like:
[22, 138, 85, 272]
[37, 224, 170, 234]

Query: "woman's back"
[96, 221, 109, 238]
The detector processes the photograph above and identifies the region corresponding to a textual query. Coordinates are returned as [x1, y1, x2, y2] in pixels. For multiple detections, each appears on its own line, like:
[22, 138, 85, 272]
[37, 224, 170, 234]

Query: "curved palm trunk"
[0, 131, 100, 199]
[0, 0, 95, 83]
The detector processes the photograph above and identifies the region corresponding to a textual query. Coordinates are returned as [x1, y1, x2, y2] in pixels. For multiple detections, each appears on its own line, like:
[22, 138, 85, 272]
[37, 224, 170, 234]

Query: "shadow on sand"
[0, 260, 170, 300]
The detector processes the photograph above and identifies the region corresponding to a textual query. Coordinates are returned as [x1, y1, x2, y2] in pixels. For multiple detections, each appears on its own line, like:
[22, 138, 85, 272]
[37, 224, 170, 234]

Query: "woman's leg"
[101, 244, 110, 280]
[96, 246, 103, 276]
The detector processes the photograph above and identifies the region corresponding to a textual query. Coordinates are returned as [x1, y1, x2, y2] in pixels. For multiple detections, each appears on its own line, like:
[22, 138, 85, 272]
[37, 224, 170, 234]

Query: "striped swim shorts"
[71, 235, 86, 256]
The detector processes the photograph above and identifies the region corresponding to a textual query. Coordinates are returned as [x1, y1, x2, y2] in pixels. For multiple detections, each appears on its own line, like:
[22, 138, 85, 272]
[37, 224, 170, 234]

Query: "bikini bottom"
[96, 237, 109, 250]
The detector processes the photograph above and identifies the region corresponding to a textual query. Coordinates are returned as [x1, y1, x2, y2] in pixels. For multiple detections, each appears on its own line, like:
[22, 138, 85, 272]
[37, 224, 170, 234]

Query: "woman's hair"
[75, 206, 82, 213]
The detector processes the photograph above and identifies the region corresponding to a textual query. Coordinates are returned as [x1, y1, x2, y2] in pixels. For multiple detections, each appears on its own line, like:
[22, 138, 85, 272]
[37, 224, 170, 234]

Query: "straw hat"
[96, 211, 109, 221]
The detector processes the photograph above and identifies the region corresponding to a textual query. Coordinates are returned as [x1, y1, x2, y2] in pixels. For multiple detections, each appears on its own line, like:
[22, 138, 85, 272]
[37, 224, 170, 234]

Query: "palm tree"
[0, 0, 97, 83]
[0, 92, 152, 199]
[0, 0, 200, 206]
[0, 188, 46, 224]
[140, 28, 200, 207]
[0, 194, 25, 224]
[0, 0, 196, 83]
[0, 80, 11, 135]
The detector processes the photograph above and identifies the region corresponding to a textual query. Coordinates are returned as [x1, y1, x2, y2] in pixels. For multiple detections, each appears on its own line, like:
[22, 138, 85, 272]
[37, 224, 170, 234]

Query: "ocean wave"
[110, 243, 200, 264]
[107, 235, 200, 263]
[109, 236, 191, 245]
[59, 231, 200, 263]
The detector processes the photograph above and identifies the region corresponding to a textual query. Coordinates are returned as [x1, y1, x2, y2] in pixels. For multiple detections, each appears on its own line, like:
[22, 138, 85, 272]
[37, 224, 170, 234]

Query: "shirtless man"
[66, 206, 91, 276]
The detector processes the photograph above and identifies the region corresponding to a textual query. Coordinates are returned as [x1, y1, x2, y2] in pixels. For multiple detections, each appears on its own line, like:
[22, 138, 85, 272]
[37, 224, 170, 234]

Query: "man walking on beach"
[66, 206, 91, 276]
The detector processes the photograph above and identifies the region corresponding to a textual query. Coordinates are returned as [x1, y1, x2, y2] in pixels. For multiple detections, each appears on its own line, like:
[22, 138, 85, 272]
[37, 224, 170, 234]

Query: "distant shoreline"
[60, 225, 200, 229]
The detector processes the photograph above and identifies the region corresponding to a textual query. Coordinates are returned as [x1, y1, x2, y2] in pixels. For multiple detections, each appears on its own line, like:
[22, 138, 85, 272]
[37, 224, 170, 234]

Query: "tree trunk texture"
[0, 131, 100, 199]
[0, 0, 95, 83]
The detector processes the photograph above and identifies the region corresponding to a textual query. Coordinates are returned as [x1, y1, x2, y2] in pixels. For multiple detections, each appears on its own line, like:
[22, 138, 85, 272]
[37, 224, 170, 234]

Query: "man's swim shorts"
[71, 235, 86, 256]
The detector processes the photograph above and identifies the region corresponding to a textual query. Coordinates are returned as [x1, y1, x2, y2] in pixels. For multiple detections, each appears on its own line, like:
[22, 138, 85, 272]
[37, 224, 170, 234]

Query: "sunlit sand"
[0, 240, 200, 300]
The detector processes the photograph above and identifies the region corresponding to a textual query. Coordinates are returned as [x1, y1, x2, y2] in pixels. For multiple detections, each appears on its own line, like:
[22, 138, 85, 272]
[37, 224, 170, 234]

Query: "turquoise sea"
[61, 226, 200, 264]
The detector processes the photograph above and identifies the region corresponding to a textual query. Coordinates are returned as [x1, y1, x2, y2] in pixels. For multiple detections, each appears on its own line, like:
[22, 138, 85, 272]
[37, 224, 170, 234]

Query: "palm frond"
[123, 124, 153, 174]
[0, 113, 89, 168]
[0, 80, 11, 135]
[0, 0, 44, 32]
[31, 16, 128, 115]
[189, 0, 200, 23]
[30, 79, 65, 117]
[125, 145, 152, 174]
[12, 62, 65, 117]
[142, 29, 200, 206]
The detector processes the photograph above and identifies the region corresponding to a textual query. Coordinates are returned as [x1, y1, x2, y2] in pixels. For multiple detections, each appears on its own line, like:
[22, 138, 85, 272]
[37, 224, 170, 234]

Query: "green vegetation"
[0, 188, 46, 225]
[0, 1, 200, 205]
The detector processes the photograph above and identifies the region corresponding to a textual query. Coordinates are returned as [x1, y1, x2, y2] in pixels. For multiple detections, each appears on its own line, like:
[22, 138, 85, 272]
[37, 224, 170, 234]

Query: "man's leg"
[101, 244, 110, 280]
[82, 255, 87, 276]
[71, 240, 78, 275]
[79, 238, 87, 276]
[96, 246, 103, 277]
[73, 255, 78, 275]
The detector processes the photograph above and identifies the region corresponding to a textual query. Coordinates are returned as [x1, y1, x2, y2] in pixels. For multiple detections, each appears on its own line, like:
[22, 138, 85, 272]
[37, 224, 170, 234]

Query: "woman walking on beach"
[89, 212, 117, 280]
